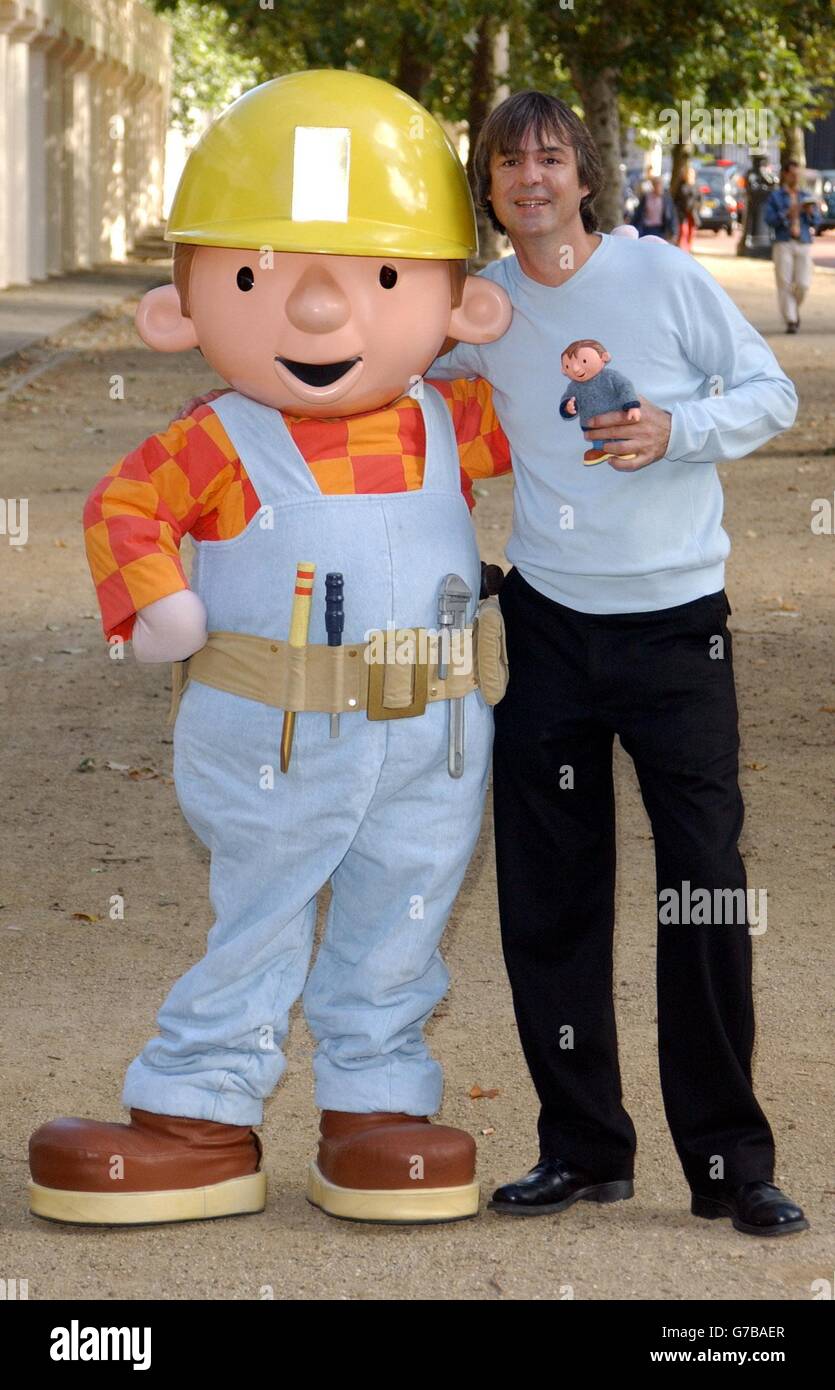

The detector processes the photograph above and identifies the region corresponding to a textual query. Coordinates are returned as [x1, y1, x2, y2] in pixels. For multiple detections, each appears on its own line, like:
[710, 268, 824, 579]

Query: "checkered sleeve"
[82, 407, 252, 641]
[427, 377, 512, 511]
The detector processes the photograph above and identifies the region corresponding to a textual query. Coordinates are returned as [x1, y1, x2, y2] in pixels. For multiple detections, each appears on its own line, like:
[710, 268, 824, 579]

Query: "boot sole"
[28, 1171, 266, 1226]
[488, 1178, 634, 1215]
[690, 1193, 809, 1237]
[306, 1161, 479, 1224]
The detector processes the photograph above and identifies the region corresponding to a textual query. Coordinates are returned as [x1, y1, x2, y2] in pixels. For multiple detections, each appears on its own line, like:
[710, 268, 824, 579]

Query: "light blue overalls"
[122, 385, 493, 1125]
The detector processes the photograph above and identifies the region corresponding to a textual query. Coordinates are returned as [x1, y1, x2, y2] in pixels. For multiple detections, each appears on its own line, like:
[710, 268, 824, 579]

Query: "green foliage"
[149, 0, 267, 133]
[150, 0, 834, 141]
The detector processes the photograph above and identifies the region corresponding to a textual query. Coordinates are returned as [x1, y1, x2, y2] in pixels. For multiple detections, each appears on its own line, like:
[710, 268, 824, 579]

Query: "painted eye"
[379, 265, 398, 289]
[236, 266, 255, 292]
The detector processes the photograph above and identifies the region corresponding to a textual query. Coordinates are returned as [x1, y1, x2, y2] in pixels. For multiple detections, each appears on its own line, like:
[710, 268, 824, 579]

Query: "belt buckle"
[366, 627, 429, 720]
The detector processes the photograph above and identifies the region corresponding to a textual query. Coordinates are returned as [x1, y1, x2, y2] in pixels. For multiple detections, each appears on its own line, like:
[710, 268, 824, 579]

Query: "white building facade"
[0, 0, 170, 289]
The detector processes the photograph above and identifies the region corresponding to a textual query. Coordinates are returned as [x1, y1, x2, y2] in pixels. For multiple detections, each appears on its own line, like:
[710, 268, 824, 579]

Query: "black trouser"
[492, 567, 776, 1191]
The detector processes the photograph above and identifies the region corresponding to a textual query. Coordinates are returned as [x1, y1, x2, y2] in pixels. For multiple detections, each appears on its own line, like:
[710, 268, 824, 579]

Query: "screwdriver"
[325, 572, 344, 738]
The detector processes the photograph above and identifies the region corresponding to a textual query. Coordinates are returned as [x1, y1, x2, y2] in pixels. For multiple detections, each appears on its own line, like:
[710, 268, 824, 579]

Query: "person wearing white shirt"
[429, 90, 808, 1238]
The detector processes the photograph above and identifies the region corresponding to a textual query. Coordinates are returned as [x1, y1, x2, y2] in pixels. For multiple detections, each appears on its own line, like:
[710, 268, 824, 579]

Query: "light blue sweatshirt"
[429, 231, 798, 613]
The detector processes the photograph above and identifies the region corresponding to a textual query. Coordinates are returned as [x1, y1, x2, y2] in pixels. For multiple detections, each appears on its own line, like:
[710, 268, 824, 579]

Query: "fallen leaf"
[70, 912, 100, 923]
[469, 1084, 500, 1100]
[819, 706, 835, 714]
[745, 762, 768, 771]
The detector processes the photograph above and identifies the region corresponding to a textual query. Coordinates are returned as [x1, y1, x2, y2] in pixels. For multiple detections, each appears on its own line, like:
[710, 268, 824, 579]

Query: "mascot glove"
[132, 590, 209, 664]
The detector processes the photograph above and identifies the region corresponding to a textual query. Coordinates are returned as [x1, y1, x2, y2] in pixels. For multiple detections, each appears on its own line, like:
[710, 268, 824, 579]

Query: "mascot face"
[136, 246, 512, 419]
[189, 248, 459, 416]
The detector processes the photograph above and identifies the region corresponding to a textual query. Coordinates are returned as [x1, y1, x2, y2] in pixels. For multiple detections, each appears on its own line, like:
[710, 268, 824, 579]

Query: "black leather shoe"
[691, 1181, 809, 1237]
[488, 1158, 634, 1215]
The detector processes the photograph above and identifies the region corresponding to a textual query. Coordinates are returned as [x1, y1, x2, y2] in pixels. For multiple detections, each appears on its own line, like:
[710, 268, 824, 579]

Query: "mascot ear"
[135, 285, 199, 352]
[448, 275, 512, 345]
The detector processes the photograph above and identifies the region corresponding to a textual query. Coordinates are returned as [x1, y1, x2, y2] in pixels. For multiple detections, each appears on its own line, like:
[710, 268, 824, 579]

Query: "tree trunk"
[466, 15, 505, 266]
[395, 18, 431, 101]
[670, 142, 689, 200]
[780, 122, 806, 171]
[569, 63, 622, 231]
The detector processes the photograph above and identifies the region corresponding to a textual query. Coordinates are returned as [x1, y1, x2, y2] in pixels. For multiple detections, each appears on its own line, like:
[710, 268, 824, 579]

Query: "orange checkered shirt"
[84, 379, 511, 641]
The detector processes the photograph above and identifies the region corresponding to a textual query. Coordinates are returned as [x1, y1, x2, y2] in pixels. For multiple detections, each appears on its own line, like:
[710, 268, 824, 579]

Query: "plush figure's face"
[561, 346, 609, 382]
[135, 247, 511, 418]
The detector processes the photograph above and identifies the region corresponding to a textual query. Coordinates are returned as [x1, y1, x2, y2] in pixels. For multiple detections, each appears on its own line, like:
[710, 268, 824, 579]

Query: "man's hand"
[173, 387, 229, 422]
[582, 395, 672, 471]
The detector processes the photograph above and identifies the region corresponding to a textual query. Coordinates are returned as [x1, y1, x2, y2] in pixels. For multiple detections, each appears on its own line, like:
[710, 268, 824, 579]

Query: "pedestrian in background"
[765, 161, 821, 334]
[631, 175, 679, 241]
[674, 166, 701, 253]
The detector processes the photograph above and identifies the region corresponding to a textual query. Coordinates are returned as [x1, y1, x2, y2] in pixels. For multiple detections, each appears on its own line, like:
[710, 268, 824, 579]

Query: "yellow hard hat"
[166, 69, 477, 259]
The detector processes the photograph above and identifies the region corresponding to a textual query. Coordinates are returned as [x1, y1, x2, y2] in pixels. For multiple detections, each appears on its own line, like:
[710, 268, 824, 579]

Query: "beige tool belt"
[167, 597, 508, 728]
[167, 597, 508, 726]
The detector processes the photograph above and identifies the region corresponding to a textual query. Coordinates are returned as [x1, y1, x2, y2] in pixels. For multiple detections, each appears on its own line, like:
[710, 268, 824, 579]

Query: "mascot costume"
[28, 70, 515, 1226]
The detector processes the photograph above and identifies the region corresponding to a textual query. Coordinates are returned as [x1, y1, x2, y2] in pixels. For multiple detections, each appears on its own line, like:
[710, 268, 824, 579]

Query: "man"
[429, 90, 809, 1237]
[765, 161, 821, 333]
[630, 174, 679, 241]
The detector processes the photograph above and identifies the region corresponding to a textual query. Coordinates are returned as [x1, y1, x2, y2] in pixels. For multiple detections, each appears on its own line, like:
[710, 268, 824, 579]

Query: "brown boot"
[28, 1108, 266, 1226]
[306, 1110, 479, 1224]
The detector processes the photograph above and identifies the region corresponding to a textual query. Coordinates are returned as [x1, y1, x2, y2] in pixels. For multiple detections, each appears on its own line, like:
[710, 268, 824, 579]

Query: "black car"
[696, 166, 742, 234]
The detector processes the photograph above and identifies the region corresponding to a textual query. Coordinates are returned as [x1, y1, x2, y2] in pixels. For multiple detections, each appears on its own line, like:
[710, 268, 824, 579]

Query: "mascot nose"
[285, 267, 351, 333]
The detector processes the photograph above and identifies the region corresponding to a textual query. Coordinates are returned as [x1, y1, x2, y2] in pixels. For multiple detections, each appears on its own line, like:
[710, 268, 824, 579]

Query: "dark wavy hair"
[473, 90, 603, 234]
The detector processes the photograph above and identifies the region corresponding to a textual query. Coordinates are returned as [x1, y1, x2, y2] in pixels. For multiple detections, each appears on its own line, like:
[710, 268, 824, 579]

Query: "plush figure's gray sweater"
[559, 367, 640, 429]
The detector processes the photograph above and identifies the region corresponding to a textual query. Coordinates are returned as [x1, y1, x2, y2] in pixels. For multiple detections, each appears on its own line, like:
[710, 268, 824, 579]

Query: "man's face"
[185, 247, 456, 417]
[488, 125, 589, 243]
[651, 178, 663, 195]
[561, 347, 605, 382]
[784, 165, 800, 190]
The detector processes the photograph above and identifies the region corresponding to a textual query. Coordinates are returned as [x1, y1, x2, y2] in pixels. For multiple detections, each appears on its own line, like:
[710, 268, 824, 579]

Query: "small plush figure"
[559, 339, 641, 465]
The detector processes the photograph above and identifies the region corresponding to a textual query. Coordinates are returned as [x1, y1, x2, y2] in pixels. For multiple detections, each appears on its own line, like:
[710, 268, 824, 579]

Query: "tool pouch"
[474, 596, 509, 705]
[167, 659, 189, 725]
